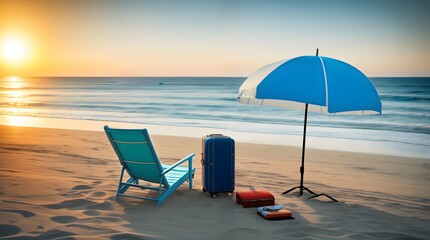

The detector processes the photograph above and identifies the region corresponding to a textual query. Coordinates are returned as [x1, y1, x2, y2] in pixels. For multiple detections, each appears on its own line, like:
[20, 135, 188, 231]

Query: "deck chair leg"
[157, 181, 163, 207]
[188, 174, 193, 189]
[116, 166, 126, 200]
[158, 185, 177, 207]
[188, 158, 193, 189]
[117, 166, 138, 196]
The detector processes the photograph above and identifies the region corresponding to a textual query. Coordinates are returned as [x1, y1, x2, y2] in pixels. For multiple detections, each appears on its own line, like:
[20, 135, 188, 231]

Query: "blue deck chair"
[104, 126, 195, 207]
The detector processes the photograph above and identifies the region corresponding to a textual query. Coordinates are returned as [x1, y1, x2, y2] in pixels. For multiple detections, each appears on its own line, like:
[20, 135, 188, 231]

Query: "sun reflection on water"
[1, 77, 35, 127]
[5, 76, 25, 88]
[1, 76, 28, 107]
[6, 90, 26, 106]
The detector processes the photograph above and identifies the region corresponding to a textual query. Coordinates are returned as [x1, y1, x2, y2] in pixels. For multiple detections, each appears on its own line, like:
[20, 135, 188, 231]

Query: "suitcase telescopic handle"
[206, 134, 225, 138]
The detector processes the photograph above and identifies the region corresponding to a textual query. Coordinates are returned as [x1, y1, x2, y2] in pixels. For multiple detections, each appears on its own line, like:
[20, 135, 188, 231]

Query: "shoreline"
[1, 115, 428, 159]
[0, 124, 429, 239]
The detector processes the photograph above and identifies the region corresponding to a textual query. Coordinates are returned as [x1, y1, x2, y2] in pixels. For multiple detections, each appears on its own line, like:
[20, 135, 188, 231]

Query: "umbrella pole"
[299, 103, 309, 196]
[282, 103, 316, 196]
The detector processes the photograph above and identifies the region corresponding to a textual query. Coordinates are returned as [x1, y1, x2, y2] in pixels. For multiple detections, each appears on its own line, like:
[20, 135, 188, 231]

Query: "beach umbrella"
[237, 49, 381, 201]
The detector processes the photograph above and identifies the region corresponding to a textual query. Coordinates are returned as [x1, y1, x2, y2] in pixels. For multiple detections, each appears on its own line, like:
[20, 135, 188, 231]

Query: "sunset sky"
[1, 0, 429, 77]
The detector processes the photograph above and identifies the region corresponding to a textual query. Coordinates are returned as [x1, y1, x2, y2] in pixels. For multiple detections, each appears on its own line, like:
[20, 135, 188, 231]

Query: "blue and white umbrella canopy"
[238, 56, 382, 115]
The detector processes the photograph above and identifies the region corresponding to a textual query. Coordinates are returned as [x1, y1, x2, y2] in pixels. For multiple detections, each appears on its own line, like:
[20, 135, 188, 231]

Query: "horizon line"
[2, 75, 430, 79]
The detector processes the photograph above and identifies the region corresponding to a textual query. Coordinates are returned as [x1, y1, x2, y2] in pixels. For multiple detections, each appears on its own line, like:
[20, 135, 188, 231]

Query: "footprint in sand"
[43, 199, 113, 211]
[94, 216, 123, 223]
[51, 216, 79, 224]
[65, 223, 118, 233]
[87, 201, 114, 211]
[83, 210, 101, 216]
[0, 224, 21, 238]
[37, 229, 75, 239]
[71, 185, 94, 191]
[110, 233, 149, 240]
[91, 191, 107, 197]
[43, 199, 97, 210]
[0, 209, 35, 218]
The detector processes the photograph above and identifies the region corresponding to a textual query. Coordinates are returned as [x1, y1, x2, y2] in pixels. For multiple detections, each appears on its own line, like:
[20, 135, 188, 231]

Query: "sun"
[1, 36, 28, 64]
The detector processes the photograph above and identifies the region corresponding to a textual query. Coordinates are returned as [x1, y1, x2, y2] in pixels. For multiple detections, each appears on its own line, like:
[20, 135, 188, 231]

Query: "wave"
[380, 95, 430, 102]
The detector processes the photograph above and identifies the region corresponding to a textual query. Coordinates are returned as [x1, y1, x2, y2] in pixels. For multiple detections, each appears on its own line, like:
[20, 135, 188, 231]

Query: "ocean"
[1, 76, 429, 158]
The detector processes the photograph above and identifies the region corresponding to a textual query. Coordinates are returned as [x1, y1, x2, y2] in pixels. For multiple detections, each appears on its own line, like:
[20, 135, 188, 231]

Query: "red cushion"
[236, 190, 275, 208]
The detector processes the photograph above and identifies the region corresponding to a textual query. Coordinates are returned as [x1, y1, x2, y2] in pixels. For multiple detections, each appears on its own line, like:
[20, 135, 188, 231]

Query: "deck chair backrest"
[104, 126, 169, 187]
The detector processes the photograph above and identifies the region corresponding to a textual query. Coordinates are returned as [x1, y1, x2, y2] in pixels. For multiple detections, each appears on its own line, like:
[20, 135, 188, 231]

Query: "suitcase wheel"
[211, 193, 217, 198]
[203, 188, 206, 192]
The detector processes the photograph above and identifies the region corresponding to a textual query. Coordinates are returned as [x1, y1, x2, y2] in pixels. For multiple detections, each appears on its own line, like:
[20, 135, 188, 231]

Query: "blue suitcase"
[201, 134, 235, 198]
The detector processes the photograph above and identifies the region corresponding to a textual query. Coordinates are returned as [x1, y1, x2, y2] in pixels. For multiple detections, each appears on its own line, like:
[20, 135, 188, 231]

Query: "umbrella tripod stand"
[282, 104, 338, 202]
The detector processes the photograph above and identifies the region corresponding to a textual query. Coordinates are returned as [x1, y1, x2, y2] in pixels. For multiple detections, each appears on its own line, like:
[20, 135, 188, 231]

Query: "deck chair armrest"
[161, 153, 195, 176]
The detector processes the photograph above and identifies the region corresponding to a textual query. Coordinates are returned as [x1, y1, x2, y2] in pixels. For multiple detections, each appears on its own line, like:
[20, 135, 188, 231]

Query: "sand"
[0, 124, 429, 239]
